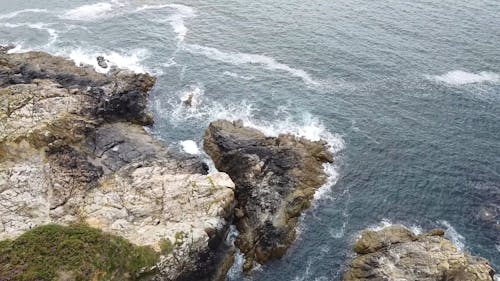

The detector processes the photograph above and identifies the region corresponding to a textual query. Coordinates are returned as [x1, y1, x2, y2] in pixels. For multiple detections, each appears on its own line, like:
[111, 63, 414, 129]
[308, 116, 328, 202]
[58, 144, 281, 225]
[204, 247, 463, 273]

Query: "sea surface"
[1, 0, 499, 280]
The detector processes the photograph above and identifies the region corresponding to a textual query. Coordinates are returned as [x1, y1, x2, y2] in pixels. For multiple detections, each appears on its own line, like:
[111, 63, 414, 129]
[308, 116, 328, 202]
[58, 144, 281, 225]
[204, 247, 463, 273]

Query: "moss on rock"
[0, 224, 159, 281]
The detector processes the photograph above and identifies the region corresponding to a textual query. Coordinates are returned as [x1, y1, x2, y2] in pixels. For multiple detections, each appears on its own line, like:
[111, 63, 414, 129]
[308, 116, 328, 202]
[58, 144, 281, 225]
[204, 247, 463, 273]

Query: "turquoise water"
[1, 0, 499, 280]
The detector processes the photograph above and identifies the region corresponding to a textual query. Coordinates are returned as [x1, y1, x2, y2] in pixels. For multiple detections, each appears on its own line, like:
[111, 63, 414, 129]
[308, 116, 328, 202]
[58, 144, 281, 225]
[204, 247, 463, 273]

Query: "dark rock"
[204, 119, 333, 270]
[97, 56, 108, 69]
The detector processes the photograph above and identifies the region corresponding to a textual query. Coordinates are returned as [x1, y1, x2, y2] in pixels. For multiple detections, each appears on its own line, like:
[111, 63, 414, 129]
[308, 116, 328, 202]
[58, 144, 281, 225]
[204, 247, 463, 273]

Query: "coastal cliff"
[0, 49, 234, 280]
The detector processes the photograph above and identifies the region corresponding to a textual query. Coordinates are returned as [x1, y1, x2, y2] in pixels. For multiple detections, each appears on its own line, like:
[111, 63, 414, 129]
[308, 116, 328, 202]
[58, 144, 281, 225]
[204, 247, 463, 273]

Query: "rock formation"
[204, 120, 334, 271]
[0, 50, 235, 280]
[344, 226, 496, 281]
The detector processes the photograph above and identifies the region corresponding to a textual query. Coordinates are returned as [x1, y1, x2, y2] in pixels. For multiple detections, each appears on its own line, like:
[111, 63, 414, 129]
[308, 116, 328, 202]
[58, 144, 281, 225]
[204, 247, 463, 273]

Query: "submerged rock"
[0, 51, 235, 280]
[344, 226, 496, 281]
[204, 119, 333, 271]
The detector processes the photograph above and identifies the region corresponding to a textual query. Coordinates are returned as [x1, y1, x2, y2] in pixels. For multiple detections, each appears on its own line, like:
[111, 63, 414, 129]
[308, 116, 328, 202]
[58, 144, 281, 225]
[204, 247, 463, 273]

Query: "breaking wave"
[439, 220, 466, 251]
[67, 48, 150, 74]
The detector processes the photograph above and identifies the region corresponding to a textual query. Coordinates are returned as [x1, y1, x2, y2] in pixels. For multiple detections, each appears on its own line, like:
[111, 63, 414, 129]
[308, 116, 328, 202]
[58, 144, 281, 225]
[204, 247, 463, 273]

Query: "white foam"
[223, 71, 254, 81]
[67, 48, 149, 74]
[136, 4, 195, 42]
[434, 70, 500, 85]
[368, 219, 394, 232]
[160, 89, 345, 202]
[180, 140, 200, 155]
[0, 9, 48, 20]
[410, 225, 423, 235]
[6, 44, 31, 54]
[184, 44, 320, 85]
[61, 2, 114, 21]
[313, 163, 340, 202]
[439, 220, 466, 251]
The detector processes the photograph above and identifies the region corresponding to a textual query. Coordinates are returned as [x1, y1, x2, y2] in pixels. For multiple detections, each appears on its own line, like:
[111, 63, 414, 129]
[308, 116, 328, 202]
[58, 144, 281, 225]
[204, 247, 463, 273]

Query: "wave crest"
[184, 44, 320, 86]
[434, 70, 499, 85]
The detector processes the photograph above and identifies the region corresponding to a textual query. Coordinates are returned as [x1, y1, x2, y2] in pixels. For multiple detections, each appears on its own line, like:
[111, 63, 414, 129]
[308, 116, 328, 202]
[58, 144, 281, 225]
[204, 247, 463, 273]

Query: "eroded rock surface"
[344, 226, 496, 281]
[203, 119, 333, 271]
[0, 50, 235, 280]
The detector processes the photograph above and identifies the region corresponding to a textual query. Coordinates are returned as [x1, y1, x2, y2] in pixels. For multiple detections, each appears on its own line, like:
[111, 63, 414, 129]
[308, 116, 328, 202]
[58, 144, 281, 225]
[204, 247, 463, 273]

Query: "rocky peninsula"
[204, 120, 334, 271]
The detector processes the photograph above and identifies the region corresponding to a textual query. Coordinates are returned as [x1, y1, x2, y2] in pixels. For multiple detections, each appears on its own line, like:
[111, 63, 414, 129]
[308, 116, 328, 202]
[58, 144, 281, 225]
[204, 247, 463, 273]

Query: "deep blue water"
[1, 0, 499, 280]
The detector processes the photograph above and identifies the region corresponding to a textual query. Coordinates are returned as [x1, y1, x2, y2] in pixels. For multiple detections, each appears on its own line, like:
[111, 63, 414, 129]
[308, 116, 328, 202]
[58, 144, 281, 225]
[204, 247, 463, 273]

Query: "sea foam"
[184, 44, 320, 86]
[438, 220, 466, 251]
[61, 2, 114, 21]
[180, 140, 200, 155]
[0, 9, 48, 20]
[434, 70, 499, 85]
[68, 48, 149, 74]
[136, 4, 195, 42]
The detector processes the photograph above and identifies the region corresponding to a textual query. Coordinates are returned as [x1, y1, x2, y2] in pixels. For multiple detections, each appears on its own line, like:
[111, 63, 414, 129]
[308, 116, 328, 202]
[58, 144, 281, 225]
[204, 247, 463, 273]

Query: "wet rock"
[182, 92, 194, 107]
[97, 55, 108, 69]
[0, 50, 235, 281]
[0, 44, 14, 54]
[344, 226, 496, 281]
[204, 119, 333, 270]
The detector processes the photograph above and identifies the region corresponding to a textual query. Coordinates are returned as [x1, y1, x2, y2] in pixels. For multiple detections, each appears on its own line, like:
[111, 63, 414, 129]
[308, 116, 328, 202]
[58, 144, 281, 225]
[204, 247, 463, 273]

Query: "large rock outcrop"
[203, 120, 333, 271]
[344, 226, 496, 281]
[0, 49, 235, 280]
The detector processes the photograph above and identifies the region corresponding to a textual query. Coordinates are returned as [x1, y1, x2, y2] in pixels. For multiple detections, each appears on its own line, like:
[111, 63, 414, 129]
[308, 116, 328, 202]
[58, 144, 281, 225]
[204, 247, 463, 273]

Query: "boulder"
[204, 119, 333, 271]
[97, 55, 108, 69]
[0, 50, 235, 280]
[344, 226, 496, 281]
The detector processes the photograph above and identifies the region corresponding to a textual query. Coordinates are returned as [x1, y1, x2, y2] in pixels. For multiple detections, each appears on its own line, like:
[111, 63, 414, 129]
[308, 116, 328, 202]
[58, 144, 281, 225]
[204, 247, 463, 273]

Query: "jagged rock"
[203, 119, 333, 271]
[344, 225, 496, 281]
[0, 50, 235, 280]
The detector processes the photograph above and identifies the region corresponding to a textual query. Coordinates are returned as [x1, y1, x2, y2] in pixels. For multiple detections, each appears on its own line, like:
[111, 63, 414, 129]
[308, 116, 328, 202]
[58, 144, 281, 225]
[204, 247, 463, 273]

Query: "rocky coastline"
[344, 226, 496, 281]
[0, 48, 496, 281]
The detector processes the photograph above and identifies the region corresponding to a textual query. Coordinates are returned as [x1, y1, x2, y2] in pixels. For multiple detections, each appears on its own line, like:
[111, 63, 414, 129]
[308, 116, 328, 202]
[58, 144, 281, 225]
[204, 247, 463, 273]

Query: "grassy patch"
[0, 224, 159, 281]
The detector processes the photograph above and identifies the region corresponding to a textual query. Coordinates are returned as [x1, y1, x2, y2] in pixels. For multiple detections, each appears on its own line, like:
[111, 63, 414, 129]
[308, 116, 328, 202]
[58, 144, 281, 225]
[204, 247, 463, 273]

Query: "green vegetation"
[159, 238, 174, 255]
[0, 224, 159, 281]
[207, 175, 217, 194]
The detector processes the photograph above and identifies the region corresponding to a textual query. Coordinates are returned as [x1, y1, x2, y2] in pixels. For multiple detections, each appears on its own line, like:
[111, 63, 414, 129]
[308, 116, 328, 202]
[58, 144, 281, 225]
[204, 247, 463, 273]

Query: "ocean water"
[1, 0, 499, 280]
